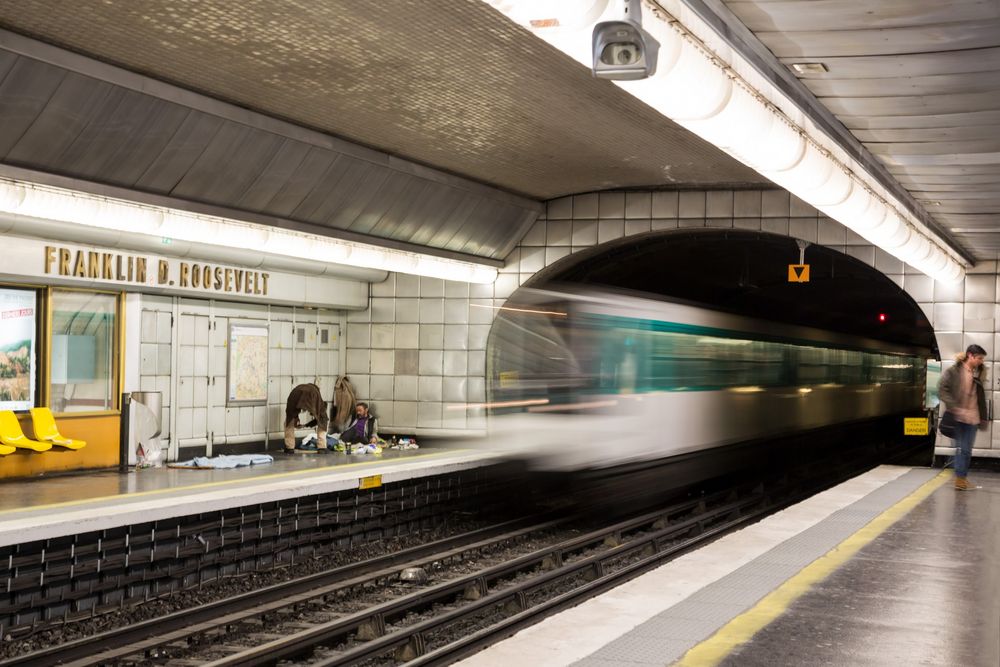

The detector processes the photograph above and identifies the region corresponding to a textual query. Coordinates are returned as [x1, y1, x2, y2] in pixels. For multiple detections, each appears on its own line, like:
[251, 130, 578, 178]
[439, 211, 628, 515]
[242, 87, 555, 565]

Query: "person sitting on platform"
[283, 383, 329, 454]
[339, 402, 379, 445]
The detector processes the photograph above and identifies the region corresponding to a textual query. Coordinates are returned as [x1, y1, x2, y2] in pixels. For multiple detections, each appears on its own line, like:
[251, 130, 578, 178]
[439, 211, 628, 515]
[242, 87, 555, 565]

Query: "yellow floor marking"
[0, 450, 474, 517]
[675, 469, 951, 667]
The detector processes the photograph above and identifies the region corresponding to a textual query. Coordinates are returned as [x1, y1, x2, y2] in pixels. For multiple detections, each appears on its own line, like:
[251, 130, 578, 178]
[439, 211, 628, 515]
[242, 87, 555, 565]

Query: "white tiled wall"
[500, 189, 999, 452]
[139, 189, 1000, 453]
[139, 296, 342, 456]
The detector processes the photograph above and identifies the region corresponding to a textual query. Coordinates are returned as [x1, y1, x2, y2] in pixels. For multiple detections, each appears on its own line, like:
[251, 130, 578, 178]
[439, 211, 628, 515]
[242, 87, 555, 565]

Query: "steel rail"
[200, 490, 765, 666]
[1, 514, 556, 667]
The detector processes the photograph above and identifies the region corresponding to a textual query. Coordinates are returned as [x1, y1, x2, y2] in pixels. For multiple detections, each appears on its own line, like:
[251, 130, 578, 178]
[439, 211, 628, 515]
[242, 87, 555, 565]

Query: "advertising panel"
[0, 288, 36, 410]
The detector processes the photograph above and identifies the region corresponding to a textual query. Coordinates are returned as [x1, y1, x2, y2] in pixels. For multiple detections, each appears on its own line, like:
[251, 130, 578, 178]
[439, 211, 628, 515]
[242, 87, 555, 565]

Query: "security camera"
[592, 0, 659, 80]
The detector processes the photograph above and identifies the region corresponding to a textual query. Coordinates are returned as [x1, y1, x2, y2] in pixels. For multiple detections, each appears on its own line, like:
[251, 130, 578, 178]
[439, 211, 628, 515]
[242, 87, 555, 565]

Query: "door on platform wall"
[176, 303, 211, 455]
[267, 310, 341, 445]
[139, 295, 174, 458]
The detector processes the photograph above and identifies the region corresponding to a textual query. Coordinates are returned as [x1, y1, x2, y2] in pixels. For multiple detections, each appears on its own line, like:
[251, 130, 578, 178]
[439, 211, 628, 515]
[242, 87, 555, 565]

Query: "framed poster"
[227, 323, 268, 405]
[0, 288, 37, 411]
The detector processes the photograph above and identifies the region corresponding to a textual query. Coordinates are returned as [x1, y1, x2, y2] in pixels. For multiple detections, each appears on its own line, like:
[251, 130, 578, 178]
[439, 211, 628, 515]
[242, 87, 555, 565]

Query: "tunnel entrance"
[530, 229, 937, 357]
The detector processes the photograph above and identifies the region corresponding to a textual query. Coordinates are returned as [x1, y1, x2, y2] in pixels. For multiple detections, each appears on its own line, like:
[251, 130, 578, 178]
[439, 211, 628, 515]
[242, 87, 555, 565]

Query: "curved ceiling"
[0, 0, 766, 200]
[720, 0, 1000, 259]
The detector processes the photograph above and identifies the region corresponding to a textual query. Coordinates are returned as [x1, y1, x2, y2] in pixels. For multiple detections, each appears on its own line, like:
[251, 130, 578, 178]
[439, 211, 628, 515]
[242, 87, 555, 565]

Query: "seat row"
[0, 408, 87, 455]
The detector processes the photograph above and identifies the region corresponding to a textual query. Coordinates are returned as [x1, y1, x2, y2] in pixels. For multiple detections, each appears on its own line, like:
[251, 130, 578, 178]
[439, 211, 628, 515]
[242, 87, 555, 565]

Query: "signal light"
[878, 313, 887, 323]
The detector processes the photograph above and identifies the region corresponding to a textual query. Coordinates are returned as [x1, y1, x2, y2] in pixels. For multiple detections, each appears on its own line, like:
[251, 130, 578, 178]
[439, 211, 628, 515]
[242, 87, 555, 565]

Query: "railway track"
[5, 478, 777, 667]
[5, 435, 903, 667]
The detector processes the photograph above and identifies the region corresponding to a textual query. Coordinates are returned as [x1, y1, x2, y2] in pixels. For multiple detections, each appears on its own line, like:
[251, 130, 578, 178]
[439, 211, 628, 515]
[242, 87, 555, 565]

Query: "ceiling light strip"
[482, 0, 966, 284]
[0, 178, 499, 284]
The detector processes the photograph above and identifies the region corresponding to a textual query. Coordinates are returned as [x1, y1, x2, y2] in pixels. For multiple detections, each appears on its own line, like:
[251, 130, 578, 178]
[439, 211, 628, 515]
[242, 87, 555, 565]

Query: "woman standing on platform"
[938, 344, 987, 490]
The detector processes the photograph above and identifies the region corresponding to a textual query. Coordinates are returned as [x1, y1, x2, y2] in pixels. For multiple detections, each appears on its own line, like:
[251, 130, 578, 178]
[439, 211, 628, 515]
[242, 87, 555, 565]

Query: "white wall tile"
[443, 350, 468, 376]
[371, 374, 394, 400]
[573, 193, 599, 219]
[544, 246, 572, 268]
[396, 323, 419, 348]
[651, 191, 678, 218]
[760, 218, 788, 236]
[547, 196, 573, 220]
[625, 192, 651, 219]
[419, 350, 443, 375]
[346, 349, 370, 374]
[419, 324, 443, 350]
[706, 190, 733, 218]
[904, 274, 934, 302]
[733, 190, 762, 217]
[598, 219, 625, 243]
[967, 274, 996, 302]
[419, 298, 444, 324]
[371, 298, 394, 322]
[572, 220, 599, 246]
[599, 192, 625, 218]
[444, 324, 469, 350]
[417, 401, 443, 428]
[395, 349, 418, 374]
[789, 194, 816, 217]
[444, 299, 470, 325]
[788, 218, 818, 243]
[445, 280, 470, 298]
[625, 220, 651, 236]
[394, 401, 418, 427]
[395, 376, 418, 401]
[372, 274, 395, 297]
[468, 325, 491, 351]
[817, 218, 846, 246]
[761, 190, 790, 217]
[520, 219, 546, 246]
[965, 302, 994, 333]
[519, 246, 545, 273]
[679, 191, 705, 218]
[443, 376, 467, 402]
[468, 351, 486, 375]
[371, 349, 394, 375]
[418, 376, 442, 402]
[935, 278, 964, 302]
[546, 220, 572, 246]
[396, 273, 420, 297]
[371, 323, 395, 349]
[420, 277, 445, 298]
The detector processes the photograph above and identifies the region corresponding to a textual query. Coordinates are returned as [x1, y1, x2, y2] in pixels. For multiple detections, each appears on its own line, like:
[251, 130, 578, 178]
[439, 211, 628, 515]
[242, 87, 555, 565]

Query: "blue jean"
[953, 421, 977, 478]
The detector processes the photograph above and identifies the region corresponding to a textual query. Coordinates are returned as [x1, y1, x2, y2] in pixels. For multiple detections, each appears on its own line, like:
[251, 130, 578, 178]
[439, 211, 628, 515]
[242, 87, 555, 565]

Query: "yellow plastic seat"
[29, 408, 87, 450]
[0, 440, 13, 455]
[0, 410, 52, 452]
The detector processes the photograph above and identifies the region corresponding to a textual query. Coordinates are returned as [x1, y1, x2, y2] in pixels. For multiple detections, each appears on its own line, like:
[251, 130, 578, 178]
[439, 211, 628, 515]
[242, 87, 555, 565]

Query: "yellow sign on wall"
[788, 264, 810, 282]
[904, 417, 929, 436]
[359, 474, 383, 489]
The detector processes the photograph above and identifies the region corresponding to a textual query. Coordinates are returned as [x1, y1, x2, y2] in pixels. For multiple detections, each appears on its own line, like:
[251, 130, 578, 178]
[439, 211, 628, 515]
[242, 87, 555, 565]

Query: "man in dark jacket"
[340, 402, 379, 445]
[283, 383, 329, 454]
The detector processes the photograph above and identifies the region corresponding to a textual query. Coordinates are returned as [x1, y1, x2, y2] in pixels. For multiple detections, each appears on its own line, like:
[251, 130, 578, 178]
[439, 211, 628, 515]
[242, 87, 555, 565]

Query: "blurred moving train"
[484, 285, 930, 475]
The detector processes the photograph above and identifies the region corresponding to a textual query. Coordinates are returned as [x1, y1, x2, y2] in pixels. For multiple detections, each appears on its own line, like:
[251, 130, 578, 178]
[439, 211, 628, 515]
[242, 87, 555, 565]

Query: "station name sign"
[43, 246, 270, 296]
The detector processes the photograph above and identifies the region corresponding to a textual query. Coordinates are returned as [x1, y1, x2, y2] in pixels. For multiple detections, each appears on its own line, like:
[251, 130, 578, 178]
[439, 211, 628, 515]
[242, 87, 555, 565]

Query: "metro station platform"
[459, 465, 1000, 667]
[0, 448, 505, 548]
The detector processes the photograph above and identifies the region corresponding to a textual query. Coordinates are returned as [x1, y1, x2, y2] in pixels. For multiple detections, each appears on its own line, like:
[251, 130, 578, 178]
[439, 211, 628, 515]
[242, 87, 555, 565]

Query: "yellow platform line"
[0, 450, 476, 517]
[675, 469, 951, 667]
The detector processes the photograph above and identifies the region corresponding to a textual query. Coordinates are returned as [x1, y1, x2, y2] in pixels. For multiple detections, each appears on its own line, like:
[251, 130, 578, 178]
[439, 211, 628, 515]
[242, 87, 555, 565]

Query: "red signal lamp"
[878, 313, 888, 323]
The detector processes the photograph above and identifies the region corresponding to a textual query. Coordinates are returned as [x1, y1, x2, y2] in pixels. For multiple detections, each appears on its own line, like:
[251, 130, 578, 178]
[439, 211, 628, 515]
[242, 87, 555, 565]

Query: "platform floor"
[0, 447, 504, 548]
[459, 466, 999, 667]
